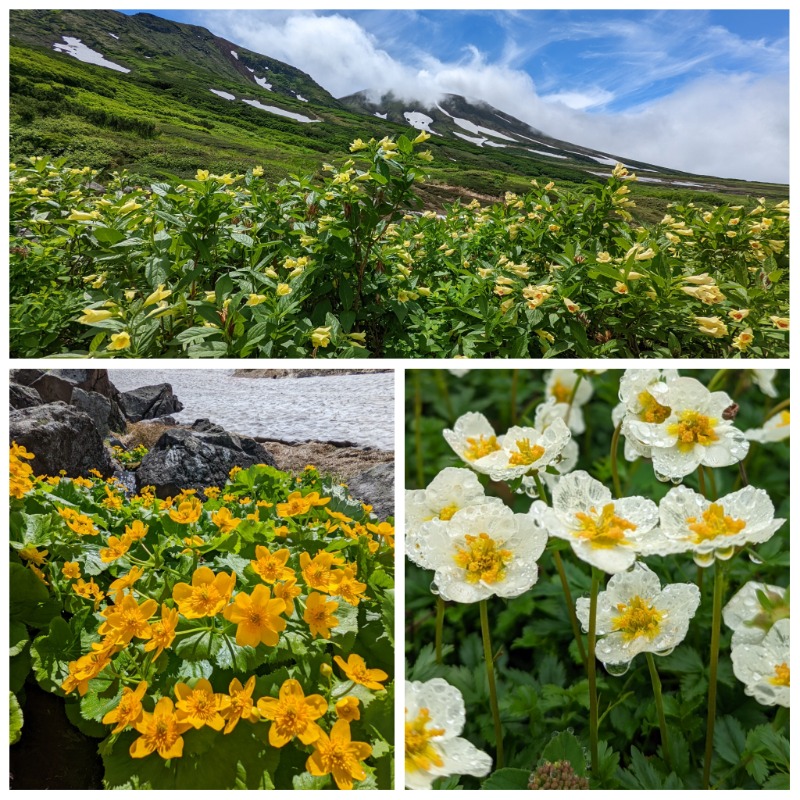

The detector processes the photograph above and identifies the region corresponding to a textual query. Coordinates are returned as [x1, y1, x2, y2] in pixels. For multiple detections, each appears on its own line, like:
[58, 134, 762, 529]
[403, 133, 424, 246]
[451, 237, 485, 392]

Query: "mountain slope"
[9, 9, 786, 210]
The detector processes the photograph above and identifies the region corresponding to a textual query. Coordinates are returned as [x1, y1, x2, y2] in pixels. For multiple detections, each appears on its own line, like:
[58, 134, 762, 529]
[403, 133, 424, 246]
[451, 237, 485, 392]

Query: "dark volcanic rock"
[119, 383, 184, 422]
[347, 462, 394, 518]
[71, 388, 118, 437]
[9, 369, 46, 387]
[10, 383, 42, 410]
[29, 369, 119, 404]
[9, 402, 113, 478]
[135, 425, 276, 497]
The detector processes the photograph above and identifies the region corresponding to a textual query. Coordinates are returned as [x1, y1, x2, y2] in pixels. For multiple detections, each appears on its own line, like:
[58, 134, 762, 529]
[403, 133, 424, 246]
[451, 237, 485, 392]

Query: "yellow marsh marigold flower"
[107, 331, 131, 351]
[62, 642, 116, 695]
[103, 681, 148, 734]
[251, 546, 294, 584]
[367, 521, 395, 548]
[257, 678, 327, 747]
[336, 564, 367, 606]
[98, 594, 158, 645]
[273, 577, 301, 616]
[99, 534, 133, 563]
[73, 577, 105, 608]
[144, 604, 179, 659]
[10, 443, 36, 499]
[108, 566, 144, 601]
[211, 506, 241, 534]
[336, 696, 361, 722]
[223, 584, 286, 647]
[130, 697, 192, 759]
[18, 546, 48, 566]
[300, 551, 345, 593]
[59, 508, 99, 536]
[277, 491, 313, 518]
[168, 495, 203, 525]
[222, 676, 260, 734]
[125, 520, 149, 541]
[62, 561, 81, 579]
[204, 486, 221, 500]
[334, 653, 388, 691]
[78, 308, 114, 325]
[304, 591, 339, 639]
[173, 566, 236, 619]
[306, 719, 372, 790]
[175, 678, 231, 731]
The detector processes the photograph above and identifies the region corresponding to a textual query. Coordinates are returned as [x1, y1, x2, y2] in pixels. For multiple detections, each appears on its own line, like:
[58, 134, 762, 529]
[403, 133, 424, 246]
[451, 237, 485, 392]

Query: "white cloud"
[197, 11, 788, 183]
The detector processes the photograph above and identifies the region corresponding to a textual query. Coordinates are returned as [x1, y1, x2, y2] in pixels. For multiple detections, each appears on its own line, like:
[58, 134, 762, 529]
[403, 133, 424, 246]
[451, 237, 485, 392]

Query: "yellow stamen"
[574, 503, 636, 548]
[463, 435, 500, 461]
[667, 410, 719, 451]
[438, 504, 459, 521]
[637, 391, 672, 424]
[405, 707, 445, 772]
[508, 438, 546, 466]
[685, 503, 746, 543]
[769, 662, 790, 687]
[551, 380, 571, 404]
[453, 532, 512, 584]
[778, 410, 790, 427]
[612, 595, 664, 641]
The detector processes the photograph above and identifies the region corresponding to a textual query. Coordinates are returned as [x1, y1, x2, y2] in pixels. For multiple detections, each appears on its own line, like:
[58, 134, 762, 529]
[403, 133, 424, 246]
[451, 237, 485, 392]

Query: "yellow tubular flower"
[78, 308, 114, 325]
[257, 678, 327, 747]
[143, 284, 172, 308]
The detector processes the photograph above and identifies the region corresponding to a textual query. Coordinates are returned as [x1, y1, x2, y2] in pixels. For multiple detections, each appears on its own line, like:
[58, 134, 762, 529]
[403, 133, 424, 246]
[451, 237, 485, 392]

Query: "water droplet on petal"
[430, 581, 440, 596]
[693, 551, 715, 568]
[654, 647, 674, 657]
[748, 551, 764, 565]
[654, 471, 670, 483]
[671, 475, 683, 485]
[715, 546, 736, 561]
[605, 661, 630, 677]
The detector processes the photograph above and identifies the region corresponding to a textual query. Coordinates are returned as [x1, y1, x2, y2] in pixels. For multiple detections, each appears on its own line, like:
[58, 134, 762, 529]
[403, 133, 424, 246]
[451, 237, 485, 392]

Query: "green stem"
[773, 705, 788, 732]
[480, 599, 504, 769]
[413, 372, 424, 488]
[566, 373, 584, 423]
[706, 369, 728, 393]
[435, 596, 445, 664]
[610, 421, 623, 499]
[588, 567, 601, 775]
[765, 397, 790, 420]
[510, 369, 519, 425]
[697, 464, 707, 497]
[646, 652, 671, 770]
[702, 560, 725, 790]
[433, 370, 454, 420]
[553, 550, 587, 668]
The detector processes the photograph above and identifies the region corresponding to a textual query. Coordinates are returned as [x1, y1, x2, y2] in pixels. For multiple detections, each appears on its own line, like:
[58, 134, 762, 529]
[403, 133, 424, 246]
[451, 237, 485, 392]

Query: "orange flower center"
[438, 504, 459, 521]
[770, 662, 790, 687]
[686, 504, 746, 543]
[453, 532, 512, 584]
[667, 410, 719, 451]
[637, 391, 671, 424]
[405, 707, 445, 772]
[612, 595, 664, 641]
[463, 435, 500, 461]
[508, 438, 546, 466]
[574, 503, 636, 549]
[274, 697, 312, 737]
[551, 380, 571, 404]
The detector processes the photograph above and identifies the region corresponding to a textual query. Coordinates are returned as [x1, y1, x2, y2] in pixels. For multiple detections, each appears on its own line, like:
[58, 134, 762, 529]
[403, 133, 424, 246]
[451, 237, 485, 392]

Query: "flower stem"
[646, 652, 671, 770]
[413, 372, 424, 488]
[435, 596, 445, 664]
[697, 464, 707, 497]
[610, 422, 623, 499]
[510, 369, 519, 425]
[480, 598, 504, 769]
[702, 559, 725, 790]
[588, 567, 601, 775]
[765, 397, 790, 419]
[567, 373, 584, 420]
[706, 369, 728, 393]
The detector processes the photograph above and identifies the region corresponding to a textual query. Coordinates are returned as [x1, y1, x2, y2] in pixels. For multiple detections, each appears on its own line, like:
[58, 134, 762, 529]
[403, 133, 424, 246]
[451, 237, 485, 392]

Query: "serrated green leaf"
[540, 729, 586, 775]
[714, 715, 746, 765]
[293, 771, 331, 790]
[481, 768, 531, 790]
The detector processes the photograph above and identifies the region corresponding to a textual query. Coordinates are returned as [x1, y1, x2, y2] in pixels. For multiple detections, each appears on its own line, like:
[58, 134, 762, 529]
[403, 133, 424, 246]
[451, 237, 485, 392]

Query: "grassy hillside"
[10, 9, 788, 219]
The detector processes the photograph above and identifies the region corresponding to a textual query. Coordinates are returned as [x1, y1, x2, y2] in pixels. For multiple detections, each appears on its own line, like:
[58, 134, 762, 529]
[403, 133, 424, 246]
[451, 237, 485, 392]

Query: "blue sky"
[121, 9, 789, 181]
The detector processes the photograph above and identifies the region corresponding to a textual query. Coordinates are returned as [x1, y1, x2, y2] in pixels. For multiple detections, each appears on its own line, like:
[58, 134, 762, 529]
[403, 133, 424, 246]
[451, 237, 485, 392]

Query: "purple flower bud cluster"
[528, 760, 589, 790]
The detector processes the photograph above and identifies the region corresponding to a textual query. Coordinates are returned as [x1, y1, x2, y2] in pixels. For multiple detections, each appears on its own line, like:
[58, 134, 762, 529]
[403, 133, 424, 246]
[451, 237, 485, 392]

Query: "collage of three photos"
[7, 6, 790, 793]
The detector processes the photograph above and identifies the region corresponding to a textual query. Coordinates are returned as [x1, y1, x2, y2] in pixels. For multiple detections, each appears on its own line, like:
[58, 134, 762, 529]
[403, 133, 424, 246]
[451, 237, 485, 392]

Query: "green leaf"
[29, 616, 82, 693]
[540, 729, 586, 775]
[231, 232, 254, 247]
[10, 692, 24, 745]
[94, 226, 127, 245]
[481, 768, 531, 790]
[714, 715, 746, 765]
[173, 624, 223, 662]
[10, 620, 29, 657]
[9, 562, 61, 628]
[10, 650, 31, 694]
[762, 772, 790, 790]
[293, 771, 332, 790]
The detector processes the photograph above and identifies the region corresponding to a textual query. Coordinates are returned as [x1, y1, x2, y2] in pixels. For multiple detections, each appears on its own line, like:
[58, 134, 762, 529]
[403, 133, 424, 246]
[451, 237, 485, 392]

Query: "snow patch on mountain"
[52, 37, 130, 73]
[210, 89, 236, 101]
[230, 50, 239, 59]
[254, 76, 272, 90]
[528, 149, 567, 159]
[242, 98, 318, 123]
[108, 33, 119, 40]
[374, 112, 388, 119]
[436, 104, 517, 142]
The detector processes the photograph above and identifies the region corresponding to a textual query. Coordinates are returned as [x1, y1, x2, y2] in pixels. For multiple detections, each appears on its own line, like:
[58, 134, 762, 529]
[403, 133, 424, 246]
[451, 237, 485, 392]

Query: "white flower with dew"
[477, 417, 571, 482]
[405, 467, 504, 569]
[405, 677, 492, 789]
[575, 562, 700, 669]
[723, 581, 789, 647]
[731, 618, 790, 707]
[624, 376, 749, 480]
[749, 368, 778, 398]
[544, 369, 594, 433]
[442, 412, 502, 471]
[744, 410, 790, 443]
[544, 471, 668, 574]
[657, 485, 785, 566]
[416, 502, 548, 603]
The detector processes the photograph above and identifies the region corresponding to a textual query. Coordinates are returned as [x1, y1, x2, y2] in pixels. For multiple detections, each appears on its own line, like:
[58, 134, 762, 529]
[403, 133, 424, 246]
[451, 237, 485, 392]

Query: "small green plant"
[111, 444, 149, 466]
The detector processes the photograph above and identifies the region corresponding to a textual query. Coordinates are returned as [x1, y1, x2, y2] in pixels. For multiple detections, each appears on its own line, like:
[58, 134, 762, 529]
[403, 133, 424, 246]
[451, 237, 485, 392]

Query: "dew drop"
[605, 661, 630, 677]
[693, 551, 715, 568]
[715, 546, 736, 561]
[654, 647, 674, 657]
[429, 581, 440, 596]
[670, 475, 683, 485]
[566, 727, 574, 735]
[654, 471, 670, 483]
[748, 551, 764, 565]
